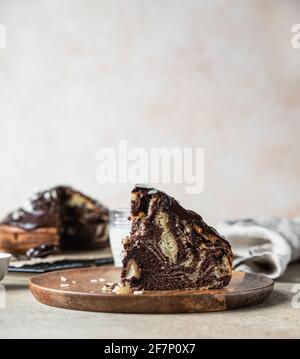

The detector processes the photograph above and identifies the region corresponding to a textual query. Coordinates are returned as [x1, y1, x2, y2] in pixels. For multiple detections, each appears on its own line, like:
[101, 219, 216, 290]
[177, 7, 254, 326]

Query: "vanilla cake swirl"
[120, 185, 233, 291]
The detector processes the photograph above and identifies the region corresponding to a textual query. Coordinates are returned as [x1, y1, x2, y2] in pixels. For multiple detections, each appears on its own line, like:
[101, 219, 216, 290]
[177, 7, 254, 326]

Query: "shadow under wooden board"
[29, 266, 274, 313]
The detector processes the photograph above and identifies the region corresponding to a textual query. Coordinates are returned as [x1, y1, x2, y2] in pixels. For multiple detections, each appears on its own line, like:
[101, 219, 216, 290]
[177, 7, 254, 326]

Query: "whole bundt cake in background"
[0, 186, 109, 256]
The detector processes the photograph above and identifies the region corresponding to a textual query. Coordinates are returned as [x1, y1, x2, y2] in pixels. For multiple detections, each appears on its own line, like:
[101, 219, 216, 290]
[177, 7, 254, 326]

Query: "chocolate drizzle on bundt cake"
[120, 185, 233, 291]
[0, 186, 109, 255]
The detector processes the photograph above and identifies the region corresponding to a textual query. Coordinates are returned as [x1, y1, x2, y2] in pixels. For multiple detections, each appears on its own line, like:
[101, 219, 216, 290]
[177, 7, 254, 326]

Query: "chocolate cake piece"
[58, 186, 109, 250]
[0, 186, 109, 255]
[120, 185, 233, 291]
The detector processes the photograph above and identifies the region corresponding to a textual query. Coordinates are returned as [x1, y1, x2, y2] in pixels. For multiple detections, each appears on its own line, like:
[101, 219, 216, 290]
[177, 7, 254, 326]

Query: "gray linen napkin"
[216, 217, 300, 279]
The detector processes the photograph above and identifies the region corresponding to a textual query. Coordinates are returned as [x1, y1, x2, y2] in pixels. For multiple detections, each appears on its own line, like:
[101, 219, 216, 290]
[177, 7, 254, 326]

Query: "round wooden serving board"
[29, 266, 274, 313]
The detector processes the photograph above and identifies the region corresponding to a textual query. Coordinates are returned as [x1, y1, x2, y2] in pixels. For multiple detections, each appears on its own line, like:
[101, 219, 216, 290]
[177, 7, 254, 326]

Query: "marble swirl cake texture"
[120, 185, 233, 291]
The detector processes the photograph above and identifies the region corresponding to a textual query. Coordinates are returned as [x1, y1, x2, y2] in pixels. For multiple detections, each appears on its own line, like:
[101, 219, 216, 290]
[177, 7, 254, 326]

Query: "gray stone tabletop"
[1, 263, 300, 339]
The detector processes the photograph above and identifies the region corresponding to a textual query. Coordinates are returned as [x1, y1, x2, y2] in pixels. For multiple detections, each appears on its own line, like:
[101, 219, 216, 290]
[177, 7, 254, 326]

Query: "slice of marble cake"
[120, 185, 233, 291]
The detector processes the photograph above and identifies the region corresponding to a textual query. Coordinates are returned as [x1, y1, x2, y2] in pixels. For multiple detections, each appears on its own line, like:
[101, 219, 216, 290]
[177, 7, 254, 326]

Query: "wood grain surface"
[29, 266, 274, 313]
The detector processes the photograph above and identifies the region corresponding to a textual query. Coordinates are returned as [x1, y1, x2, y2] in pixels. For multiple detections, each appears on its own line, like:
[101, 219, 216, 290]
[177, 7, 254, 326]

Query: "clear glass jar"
[109, 208, 131, 267]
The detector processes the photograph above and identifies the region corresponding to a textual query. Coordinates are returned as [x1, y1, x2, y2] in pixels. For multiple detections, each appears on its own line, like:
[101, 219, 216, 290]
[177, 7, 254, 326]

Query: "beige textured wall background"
[0, 0, 300, 224]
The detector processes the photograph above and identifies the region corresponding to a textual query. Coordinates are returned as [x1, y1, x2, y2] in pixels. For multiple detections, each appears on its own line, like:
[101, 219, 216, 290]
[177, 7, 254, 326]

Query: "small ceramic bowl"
[0, 253, 11, 281]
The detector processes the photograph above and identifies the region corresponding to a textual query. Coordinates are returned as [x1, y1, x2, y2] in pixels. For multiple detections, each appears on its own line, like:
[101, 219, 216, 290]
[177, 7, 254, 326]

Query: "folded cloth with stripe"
[217, 217, 300, 279]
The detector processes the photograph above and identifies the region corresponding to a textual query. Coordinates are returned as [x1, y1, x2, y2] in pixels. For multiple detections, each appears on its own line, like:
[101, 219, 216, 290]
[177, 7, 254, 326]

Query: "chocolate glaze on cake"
[120, 185, 233, 291]
[1, 186, 109, 251]
[26, 243, 60, 258]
